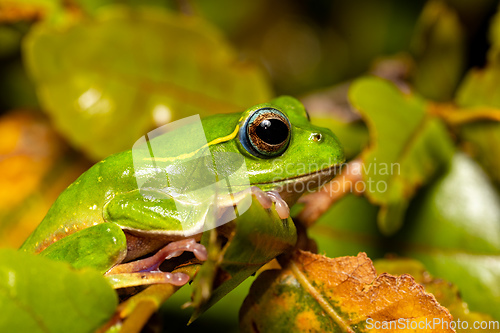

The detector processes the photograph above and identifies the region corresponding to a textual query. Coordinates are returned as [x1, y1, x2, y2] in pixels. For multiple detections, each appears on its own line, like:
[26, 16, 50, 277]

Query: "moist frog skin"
[20, 96, 345, 289]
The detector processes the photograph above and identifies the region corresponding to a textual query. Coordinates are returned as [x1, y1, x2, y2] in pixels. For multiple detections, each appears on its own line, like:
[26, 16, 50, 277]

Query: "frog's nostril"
[309, 133, 322, 142]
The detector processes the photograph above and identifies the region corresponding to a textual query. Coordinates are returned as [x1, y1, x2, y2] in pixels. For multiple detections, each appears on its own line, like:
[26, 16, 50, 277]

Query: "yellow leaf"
[0, 111, 89, 248]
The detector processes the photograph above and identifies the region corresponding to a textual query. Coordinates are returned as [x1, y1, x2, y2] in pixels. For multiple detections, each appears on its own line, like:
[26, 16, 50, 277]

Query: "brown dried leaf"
[374, 258, 499, 333]
[240, 251, 454, 333]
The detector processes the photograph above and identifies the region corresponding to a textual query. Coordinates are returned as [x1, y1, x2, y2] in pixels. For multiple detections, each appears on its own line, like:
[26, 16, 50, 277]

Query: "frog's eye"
[240, 108, 291, 158]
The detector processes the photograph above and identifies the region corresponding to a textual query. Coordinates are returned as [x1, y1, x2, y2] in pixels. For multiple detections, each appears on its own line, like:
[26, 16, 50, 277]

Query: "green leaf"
[451, 6, 500, 188]
[490, 2, 500, 48]
[23, 5, 272, 160]
[410, 1, 465, 101]
[72, 0, 176, 17]
[159, 273, 251, 332]
[308, 194, 383, 259]
[348, 76, 455, 235]
[456, 61, 500, 109]
[395, 153, 500, 320]
[0, 249, 117, 332]
[190, 195, 297, 322]
[458, 122, 500, 188]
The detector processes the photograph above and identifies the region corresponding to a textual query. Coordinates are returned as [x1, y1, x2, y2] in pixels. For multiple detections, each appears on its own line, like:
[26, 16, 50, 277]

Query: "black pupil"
[255, 118, 289, 145]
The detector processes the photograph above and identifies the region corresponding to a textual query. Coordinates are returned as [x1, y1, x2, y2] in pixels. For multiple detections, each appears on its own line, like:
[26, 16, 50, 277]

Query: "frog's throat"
[256, 163, 342, 206]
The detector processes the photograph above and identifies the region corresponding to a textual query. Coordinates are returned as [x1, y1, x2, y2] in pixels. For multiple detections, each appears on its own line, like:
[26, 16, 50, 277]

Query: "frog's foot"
[250, 187, 290, 219]
[105, 238, 207, 289]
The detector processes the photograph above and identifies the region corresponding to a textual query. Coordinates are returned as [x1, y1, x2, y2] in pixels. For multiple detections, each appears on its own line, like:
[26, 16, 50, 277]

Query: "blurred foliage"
[410, 0, 465, 101]
[395, 152, 500, 319]
[24, 5, 271, 159]
[350, 77, 455, 234]
[0, 111, 90, 248]
[1, 0, 500, 332]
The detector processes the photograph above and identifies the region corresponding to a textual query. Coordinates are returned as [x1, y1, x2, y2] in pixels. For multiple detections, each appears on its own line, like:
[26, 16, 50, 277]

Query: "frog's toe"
[250, 187, 273, 209]
[266, 191, 290, 219]
[162, 238, 208, 262]
[250, 186, 290, 219]
[169, 272, 191, 285]
[145, 271, 190, 286]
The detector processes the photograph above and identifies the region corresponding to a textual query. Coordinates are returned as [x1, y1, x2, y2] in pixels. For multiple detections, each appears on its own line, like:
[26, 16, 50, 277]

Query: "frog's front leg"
[105, 238, 207, 289]
[39, 222, 207, 289]
[39, 223, 128, 274]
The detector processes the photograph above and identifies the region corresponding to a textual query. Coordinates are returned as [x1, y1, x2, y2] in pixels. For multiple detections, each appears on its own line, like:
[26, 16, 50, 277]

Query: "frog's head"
[203, 96, 345, 205]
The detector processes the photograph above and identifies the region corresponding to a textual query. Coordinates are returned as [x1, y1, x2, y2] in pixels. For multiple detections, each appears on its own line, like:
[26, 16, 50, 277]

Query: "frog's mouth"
[256, 163, 343, 206]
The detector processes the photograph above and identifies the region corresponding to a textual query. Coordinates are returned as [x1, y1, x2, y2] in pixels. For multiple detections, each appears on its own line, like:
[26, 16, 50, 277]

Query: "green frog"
[20, 96, 344, 289]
